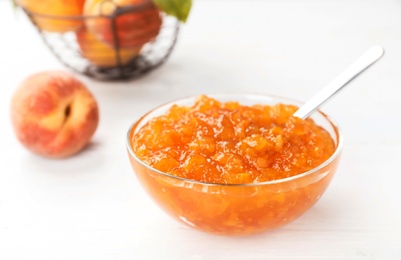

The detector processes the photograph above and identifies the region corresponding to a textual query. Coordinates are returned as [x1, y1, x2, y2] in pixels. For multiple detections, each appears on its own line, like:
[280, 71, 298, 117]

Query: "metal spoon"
[293, 46, 385, 119]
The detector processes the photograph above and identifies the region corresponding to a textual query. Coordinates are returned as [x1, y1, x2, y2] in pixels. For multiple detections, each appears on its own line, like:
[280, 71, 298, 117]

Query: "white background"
[1, 0, 401, 259]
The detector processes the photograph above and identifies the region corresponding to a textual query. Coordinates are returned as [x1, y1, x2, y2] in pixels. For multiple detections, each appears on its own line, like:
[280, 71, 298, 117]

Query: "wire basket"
[20, 1, 180, 81]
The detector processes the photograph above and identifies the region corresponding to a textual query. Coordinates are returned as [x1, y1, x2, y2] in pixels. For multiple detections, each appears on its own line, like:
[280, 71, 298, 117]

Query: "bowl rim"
[126, 93, 343, 187]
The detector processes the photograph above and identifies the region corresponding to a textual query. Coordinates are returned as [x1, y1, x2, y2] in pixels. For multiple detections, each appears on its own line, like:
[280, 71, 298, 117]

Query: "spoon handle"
[293, 46, 385, 120]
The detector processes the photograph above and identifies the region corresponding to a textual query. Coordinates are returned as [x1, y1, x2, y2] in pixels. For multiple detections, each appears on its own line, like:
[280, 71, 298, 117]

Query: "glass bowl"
[126, 94, 343, 236]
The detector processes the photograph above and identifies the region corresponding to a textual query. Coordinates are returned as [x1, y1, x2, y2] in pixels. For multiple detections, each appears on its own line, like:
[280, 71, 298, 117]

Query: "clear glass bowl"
[126, 94, 343, 235]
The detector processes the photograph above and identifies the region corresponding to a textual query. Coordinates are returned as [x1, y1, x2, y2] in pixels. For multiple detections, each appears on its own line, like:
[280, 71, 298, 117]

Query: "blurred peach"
[10, 71, 99, 158]
[84, 0, 162, 48]
[76, 26, 141, 67]
[18, 0, 85, 33]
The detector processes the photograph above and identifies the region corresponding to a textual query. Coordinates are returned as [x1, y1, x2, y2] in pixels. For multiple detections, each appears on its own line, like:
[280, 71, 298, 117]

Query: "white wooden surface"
[1, 0, 401, 259]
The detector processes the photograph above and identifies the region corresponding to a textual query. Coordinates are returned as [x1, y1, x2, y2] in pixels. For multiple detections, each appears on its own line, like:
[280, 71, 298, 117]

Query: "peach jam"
[131, 95, 335, 184]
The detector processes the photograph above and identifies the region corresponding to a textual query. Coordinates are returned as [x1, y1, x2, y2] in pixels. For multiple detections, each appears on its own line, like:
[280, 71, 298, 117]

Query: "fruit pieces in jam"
[131, 95, 335, 184]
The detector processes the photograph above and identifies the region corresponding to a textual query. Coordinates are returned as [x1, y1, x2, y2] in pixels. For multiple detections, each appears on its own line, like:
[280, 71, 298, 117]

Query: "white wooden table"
[1, 0, 400, 259]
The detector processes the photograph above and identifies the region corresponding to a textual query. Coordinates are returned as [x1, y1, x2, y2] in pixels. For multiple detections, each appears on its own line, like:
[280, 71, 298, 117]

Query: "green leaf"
[11, 0, 17, 10]
[11, 0, 19, 16]
[152, 0, 192, 23]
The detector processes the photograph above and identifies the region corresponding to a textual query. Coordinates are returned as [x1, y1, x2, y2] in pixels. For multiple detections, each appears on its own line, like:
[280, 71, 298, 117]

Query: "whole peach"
[84, 0, 162, 48]
[10, 71, 99, 158]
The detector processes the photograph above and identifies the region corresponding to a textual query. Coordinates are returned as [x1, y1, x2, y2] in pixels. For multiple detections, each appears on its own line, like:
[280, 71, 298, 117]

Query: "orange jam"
[131, 95, 335, 184]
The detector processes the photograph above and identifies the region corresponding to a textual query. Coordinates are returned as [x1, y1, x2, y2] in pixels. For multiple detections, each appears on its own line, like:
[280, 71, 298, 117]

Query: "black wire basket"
[19, 1, 180, 81]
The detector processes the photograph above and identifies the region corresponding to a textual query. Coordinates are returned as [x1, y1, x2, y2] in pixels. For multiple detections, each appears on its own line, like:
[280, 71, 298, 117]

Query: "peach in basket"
[126, 94, 342, 236]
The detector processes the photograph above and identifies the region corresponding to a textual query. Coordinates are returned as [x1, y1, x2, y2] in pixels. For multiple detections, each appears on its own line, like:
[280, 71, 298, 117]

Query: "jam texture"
[132, 95, 335, 184]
